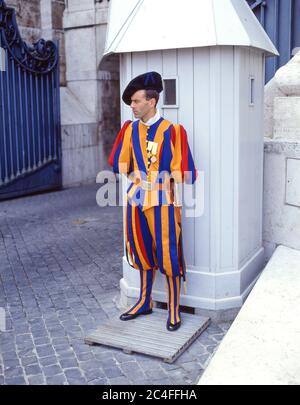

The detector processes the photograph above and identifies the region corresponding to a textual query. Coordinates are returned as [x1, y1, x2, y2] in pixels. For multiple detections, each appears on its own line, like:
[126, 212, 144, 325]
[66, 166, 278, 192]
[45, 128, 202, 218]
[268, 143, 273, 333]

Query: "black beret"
[122, 71, 163, 105]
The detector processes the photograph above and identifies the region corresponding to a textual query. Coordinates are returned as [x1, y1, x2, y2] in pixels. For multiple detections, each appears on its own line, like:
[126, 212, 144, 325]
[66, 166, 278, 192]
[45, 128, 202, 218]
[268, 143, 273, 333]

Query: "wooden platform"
[85, 308, 210, 363]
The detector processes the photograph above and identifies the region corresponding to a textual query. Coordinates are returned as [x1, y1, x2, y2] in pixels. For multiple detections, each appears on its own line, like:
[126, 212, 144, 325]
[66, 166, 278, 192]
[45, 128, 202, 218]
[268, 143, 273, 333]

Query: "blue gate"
[0, 0, 61, 201]
[247, 0, 300, 83]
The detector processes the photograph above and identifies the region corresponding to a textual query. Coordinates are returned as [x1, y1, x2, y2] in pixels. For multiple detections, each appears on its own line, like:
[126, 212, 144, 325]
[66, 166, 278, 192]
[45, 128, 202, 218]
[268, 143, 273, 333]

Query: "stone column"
[61, 0, 119, 186]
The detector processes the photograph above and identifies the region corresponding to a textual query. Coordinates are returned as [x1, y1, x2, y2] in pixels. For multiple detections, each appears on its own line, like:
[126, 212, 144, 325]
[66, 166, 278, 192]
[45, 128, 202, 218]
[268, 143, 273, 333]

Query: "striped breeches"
[125, 201, 184, 278]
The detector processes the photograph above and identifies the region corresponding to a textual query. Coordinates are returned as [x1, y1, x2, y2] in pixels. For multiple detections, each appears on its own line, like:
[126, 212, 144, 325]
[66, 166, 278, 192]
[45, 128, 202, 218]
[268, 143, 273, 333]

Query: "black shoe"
[119, 308, 152, 321]
[166, 320, 181, 331]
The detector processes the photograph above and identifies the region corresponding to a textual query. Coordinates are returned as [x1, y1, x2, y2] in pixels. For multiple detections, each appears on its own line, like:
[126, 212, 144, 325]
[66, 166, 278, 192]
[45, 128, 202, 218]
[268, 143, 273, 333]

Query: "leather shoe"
[166, 320, 181, 331]
[119, 308, 152, 321]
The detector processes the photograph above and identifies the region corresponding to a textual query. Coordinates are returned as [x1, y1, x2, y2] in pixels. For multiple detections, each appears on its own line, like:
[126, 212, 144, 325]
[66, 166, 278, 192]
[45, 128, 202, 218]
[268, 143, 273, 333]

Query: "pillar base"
[120, 246, 265, 322]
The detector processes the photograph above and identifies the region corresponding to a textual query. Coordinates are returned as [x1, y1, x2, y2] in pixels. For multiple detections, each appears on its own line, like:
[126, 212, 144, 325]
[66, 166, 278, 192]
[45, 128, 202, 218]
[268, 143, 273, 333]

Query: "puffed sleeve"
[170, 124, 198, 184]
[108, 120, 132, 175]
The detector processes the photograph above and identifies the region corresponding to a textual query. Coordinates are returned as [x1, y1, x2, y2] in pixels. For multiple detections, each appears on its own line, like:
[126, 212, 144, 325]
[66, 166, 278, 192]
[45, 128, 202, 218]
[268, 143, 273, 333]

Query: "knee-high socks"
[125, 269, 181, 324]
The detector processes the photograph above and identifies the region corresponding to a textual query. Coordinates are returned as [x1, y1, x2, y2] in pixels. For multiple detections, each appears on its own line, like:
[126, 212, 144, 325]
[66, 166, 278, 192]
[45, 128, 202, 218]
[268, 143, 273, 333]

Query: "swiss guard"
[108, 71, 198, 331]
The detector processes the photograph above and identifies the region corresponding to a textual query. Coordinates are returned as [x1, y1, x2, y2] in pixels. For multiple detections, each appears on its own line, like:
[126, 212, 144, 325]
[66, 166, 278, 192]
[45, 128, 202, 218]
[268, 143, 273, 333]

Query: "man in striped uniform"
[108, 71, 197, 331]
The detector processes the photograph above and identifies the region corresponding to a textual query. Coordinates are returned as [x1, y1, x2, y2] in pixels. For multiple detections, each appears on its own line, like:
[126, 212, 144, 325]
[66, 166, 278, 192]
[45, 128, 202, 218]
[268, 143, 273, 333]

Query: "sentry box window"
[249, 76, 255, 106]
[162, 77, 178, 108]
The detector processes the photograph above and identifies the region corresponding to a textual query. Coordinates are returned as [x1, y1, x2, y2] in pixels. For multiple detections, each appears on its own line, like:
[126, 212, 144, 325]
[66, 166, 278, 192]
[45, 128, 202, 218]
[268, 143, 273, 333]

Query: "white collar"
[140, 108, 161, 126]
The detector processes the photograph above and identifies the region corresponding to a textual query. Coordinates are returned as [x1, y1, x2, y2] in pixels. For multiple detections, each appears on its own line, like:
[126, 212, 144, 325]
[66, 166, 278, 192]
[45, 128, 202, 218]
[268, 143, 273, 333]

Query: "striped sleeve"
[170, 124, 198, 184]
[108, 120, 132, 175]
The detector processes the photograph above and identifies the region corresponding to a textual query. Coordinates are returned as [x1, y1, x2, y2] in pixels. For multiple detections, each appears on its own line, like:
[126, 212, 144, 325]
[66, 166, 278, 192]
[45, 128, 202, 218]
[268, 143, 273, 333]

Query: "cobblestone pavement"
[0, 183, 232, 385]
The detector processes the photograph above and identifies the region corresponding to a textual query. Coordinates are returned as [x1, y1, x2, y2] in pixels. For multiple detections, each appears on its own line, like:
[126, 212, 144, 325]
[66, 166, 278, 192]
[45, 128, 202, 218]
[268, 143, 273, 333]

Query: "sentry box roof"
[104, 0, 279, 57]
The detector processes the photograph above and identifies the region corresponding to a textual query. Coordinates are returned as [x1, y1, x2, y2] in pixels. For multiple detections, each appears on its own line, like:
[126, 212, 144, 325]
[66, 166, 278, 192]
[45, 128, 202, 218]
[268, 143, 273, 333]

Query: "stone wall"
[263, 51, 300, 260]
[4, 0, 66, 85]
[5, 0, 41, 43]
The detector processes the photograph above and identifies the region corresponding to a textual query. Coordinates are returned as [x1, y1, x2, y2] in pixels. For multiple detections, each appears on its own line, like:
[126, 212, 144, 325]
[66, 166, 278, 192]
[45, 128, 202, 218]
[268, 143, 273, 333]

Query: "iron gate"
[0, 0, 61, 201]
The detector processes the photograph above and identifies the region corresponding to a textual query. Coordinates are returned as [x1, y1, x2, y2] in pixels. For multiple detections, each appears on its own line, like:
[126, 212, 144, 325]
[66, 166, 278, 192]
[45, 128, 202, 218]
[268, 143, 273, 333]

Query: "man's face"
[130, 89, 155, 118]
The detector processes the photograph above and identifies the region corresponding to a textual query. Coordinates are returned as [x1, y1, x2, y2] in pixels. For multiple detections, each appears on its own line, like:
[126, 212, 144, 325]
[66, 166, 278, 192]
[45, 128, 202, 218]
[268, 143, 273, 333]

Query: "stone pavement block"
[17, 348, 36, 358]
[83, 368, 106, 382]
[160, 362, 181, 372]
[196, 331, 217, 346]
[0, 342, 17, 353]
[21, 356, 39, 367]
[119, 361, 144, 378]
[3, 358, 20, 368]
[95, 357, 117, 370]
[36, 345, 56, 358]
[57, 350, 76, 360]
[181, 361, 203, 374]
[206, 345, 218, 354]
[206, 324, 224, 335]
[89, 377, 109, 385]
[59, 357, 79, 369]
[4, 366, 24, 379]
[42, 364, 63, 377]
[108, 376, 132, 385]
[196, 353, 211, 368]
[16, 341, 35, 352]
[1, 351, 18, 362]
[64, 368, 84, 380]
[144, 367, 169, 381]
[54, 344, 74, 355]
[4, 376, 27, 385]
[152, 377, 174, 385]
[103, 365, 124, 379]
[137, 357, 161, 371]
[218, 322, 232, 332]
[78, 359, 103, 372]
[24, 364, 42, 376]
[12, 324, 30, 334]
[76, 351, 94, 362]
[30, 327, 49, 339]
[211, 333, 225, 342]
[66, 377, 87, 385]
[52, 337, 70, 346]
[46, 374, 67, 385]
[39, 356, 58, 367]
[34, 337, 51, 346]
[28, 375, 45, 385]
[188, 341, 208, 355]
[15, 334, 33, 344]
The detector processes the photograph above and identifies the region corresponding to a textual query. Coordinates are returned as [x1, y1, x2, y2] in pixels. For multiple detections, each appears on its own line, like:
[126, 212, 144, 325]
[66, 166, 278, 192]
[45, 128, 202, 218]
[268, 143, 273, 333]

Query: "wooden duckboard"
[84, 308, 210, 363]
